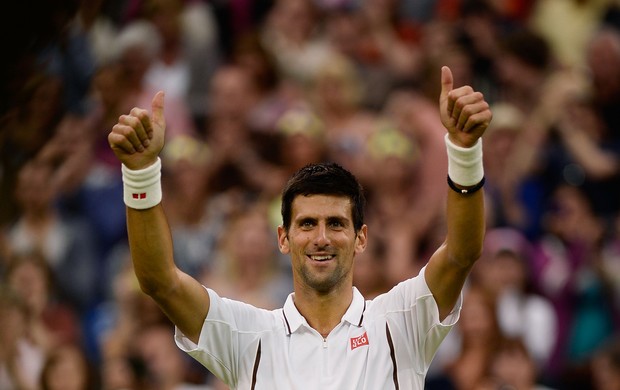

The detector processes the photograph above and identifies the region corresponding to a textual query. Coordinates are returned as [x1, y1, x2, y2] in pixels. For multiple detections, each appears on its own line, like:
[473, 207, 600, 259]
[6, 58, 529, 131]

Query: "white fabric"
[122, 158, 162, 209]
[175, 267, 461, 389]
[445, 134, 484, 186]
[496, 289, 558, 368]
[0, 339, 45, 390]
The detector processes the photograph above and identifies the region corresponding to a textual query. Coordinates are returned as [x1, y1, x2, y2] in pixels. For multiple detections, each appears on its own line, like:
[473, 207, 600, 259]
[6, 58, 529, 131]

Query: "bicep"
[425, 243, 471, 321]
[153, 269, 210, 344]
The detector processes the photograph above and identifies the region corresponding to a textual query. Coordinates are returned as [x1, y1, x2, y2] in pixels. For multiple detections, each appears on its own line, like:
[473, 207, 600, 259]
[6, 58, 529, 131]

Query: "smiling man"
[108, 66, 491, 389]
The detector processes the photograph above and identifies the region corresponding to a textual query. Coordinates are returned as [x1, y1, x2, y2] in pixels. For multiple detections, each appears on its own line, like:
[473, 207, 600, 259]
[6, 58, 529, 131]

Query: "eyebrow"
[295, 216, 350, 226]
[297, 217, 317, 225]
[326, 216, 348, 226]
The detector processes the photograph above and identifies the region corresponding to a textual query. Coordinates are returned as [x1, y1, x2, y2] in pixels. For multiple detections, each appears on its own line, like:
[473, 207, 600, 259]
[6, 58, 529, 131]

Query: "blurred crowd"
[1, 0, 620, 389]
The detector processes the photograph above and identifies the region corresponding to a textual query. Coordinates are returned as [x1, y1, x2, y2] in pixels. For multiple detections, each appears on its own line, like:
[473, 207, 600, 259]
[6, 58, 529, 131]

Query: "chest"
[237, 322, 420, 390]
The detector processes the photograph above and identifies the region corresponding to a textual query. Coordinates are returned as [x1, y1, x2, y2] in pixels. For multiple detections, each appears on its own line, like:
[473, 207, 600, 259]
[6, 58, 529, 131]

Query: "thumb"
[151, 91, 166, 133]
[440, 66, 453, 101]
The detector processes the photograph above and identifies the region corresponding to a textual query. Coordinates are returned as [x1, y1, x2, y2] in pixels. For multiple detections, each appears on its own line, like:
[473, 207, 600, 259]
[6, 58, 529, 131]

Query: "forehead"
[291, 194, 353, 220]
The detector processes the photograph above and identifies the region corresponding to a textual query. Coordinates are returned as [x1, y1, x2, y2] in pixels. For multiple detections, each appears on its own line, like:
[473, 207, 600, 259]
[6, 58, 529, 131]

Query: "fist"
[439, 66, 492, 148]
[108, 92, 166, 170]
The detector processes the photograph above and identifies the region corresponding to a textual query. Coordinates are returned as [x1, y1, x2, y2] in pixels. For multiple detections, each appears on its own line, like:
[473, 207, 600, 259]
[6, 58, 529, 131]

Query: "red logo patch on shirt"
[132, 193, 147, 199]
[350, 332, 369, 350]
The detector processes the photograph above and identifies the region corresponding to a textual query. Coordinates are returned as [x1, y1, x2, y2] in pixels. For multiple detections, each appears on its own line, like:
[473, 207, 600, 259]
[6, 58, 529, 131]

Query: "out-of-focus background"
[1, 0, 620, 389]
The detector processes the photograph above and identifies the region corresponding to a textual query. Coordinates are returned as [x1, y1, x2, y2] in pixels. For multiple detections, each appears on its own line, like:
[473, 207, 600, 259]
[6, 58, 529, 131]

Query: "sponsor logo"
[350, 332, 369, 350]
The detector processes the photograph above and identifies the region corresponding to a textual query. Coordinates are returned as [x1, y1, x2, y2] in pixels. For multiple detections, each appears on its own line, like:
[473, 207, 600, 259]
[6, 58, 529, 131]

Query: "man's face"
[278, 194, 367, 294]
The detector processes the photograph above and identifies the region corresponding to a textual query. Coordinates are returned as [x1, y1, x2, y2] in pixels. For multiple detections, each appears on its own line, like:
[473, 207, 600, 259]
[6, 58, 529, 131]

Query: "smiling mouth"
[308, 255, 335, 262]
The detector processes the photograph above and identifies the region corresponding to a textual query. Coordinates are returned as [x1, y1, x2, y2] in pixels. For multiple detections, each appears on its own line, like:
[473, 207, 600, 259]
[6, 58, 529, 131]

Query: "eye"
[328, 219, 345, 229]
[299, 219, 315, 229]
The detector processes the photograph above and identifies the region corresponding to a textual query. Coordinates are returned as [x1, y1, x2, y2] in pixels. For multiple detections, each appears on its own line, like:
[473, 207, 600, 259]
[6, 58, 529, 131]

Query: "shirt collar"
[282, 287, 367, 335]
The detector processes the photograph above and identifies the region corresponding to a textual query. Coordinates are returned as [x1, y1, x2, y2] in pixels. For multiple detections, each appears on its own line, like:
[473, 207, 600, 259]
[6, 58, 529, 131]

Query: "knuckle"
[462, 105, 475, 116]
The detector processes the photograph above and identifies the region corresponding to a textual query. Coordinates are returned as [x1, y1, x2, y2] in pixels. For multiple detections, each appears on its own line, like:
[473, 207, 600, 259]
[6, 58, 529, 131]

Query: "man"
[108, 66, 491, 389]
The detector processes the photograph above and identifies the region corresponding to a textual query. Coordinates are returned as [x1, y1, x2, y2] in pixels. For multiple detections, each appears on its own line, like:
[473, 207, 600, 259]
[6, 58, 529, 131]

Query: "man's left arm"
[425, 66, 492, 321]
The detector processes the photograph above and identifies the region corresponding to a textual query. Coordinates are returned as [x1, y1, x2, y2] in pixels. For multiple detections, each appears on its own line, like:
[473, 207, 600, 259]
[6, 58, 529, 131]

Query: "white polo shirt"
[175, 267, 461, 389]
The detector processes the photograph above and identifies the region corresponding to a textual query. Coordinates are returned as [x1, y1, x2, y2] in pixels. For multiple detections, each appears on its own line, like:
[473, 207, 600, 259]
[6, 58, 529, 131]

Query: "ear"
[277, 225, 290, 254]
[354, 224, 368, 255]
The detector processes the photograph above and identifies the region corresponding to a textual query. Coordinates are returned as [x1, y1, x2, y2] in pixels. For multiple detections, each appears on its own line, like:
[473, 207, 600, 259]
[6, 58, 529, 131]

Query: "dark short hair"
[281, 162, 365, 232]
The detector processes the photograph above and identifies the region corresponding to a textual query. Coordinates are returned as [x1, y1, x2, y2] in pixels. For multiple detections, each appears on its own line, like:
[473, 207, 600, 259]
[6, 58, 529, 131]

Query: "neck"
[293, 283, 353, 338]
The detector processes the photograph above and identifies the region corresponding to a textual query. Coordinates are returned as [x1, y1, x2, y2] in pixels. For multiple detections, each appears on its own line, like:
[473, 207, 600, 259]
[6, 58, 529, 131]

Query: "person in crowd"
[530, 184, 613, 384]
[475, 227, 558, 372]
[426, 286, 504, 390]
[140, 0, 221, 127]
[0, 285, 46, 390]
[40, 343, 93, 390]
[481, 337, 557, 390]
[160, 135, 224, 279]
[132, 323, 213, 390]
[591, 336, 620, 390]
[7, 159, 100, 312]
[200, 201, 292, 310]
[3, 251, 81, 353]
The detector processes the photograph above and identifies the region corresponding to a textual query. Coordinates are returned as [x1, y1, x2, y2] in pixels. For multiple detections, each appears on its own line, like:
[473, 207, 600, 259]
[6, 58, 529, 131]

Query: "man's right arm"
[109, 92, 210, 343]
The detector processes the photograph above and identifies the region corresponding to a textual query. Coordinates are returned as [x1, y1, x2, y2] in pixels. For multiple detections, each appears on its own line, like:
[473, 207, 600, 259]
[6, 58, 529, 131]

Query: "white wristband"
[445, 134, 484, 186]
[122, 158, 162, 209]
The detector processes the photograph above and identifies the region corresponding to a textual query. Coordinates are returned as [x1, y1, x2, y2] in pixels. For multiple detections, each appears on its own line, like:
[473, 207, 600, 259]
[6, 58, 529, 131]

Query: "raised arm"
[425, 67, 491, 320]
[108, 92, 209, 343]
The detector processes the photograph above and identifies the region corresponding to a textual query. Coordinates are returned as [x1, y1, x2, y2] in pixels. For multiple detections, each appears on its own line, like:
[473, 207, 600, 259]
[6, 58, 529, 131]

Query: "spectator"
[591, 336, 620, 390]
[4, 251, 81, 353]
[427, 286, 504, 390]
[483, 337, 557, 390]
[352, 236, 392, 300]
[0, 285, 46, 390]
[160, 135, 224, 279]
[531, 184, 613, 383]
[0, 71, 64, 225]
[133, 323, 213, 390]
[475, 227, 558, 372]
[200, 201, 292, 310]
[260, 0, 333, 86]
[140, 0, 221, 127]
[7, 159, 100, 312]
[40, 343, 93, 390]
[308, 53, 378, 182]
[113, 19, 197, 140]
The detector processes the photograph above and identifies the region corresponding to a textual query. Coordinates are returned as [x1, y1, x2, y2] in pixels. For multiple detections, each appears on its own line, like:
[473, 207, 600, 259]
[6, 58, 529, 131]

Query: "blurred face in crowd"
[458, 287, 499, 343]
[227, 210, 275, 272]
[137, 326, 186, 385]
[15, 162, 56, 214]
[41, 345, 89, 390]
[587, 30, 620, 101]
[7, 256, 50, 316]
[269, 0, 316, 43]
[209, 66, 258, 120]
[479, 250, 526, 296]
[591, 351, 620, 390]
[489, 340, 537, 388]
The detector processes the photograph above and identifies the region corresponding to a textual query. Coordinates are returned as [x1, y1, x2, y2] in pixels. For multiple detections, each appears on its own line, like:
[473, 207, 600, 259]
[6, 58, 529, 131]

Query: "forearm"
[446, 189, 485, 268]
[126, 205, 178, 297]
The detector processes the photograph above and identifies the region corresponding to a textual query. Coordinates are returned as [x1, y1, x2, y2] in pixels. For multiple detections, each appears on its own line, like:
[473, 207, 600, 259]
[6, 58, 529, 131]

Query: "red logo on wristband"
[132, 193, 147, 199]
[350, 332, 369, 350]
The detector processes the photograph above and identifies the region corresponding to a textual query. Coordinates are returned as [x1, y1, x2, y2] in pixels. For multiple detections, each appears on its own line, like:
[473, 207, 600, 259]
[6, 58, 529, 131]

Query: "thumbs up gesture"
[439, 66, 492, 148]
[109, 91, 167, 170]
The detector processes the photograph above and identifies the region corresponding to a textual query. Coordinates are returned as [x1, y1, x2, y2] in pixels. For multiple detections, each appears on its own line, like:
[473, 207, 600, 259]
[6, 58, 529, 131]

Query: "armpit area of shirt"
[418, 266, 463, 327]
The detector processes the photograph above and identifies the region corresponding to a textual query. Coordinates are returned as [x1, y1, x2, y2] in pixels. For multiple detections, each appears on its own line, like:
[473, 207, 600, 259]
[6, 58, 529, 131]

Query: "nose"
[313, 222, 330, 248]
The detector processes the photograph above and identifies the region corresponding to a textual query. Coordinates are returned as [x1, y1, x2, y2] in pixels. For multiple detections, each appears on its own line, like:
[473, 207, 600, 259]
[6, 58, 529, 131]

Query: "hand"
[439, 66, 492, 148]
[108, 91, 166, 170]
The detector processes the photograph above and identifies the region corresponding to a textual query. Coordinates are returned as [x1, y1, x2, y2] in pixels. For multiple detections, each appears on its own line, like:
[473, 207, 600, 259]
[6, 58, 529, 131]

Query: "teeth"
[310, 255, 333, 261]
